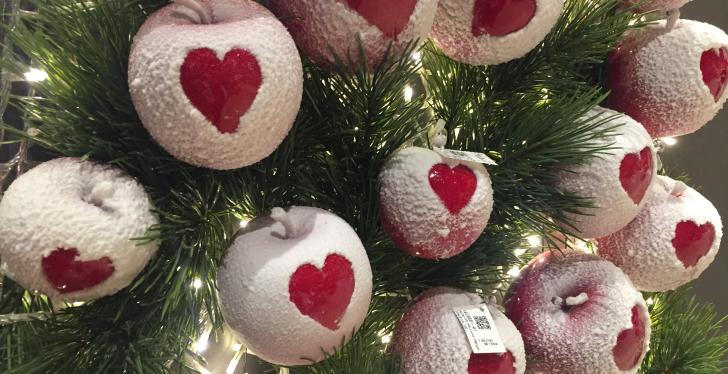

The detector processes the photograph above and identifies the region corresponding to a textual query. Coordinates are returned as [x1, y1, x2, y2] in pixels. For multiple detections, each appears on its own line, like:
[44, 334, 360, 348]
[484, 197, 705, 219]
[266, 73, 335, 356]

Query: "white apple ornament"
[504, 251, 651, 374]
[0, 158, 159, 302]
[216, 206, 373, 366]
[128, 0, 303, 170]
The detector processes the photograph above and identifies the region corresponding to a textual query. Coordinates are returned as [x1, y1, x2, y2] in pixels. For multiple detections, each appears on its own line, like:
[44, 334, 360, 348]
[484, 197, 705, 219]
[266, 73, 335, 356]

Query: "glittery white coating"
[378, 147, 493, 259]
[0, 158, 159, 301]
[555, 107, 656, 239]
[128, 0, 303, 170]
[505, 251, 650, 374]
[395, 287, 526, 374]
[217, 206, 373, 366]
[607, 19, 728, 138]
[431, 0, 564, 66]
[597, 176, 723, 292]
[269, 0, 438, 68]
[622, 0, 691, 12]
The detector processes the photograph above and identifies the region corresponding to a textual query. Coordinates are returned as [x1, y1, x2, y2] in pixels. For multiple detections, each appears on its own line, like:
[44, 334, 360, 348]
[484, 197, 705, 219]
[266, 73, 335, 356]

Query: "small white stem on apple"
[666, 9, 680, 32]
[271, 207, 303, 239]
[565, 292, 589, 307]
[430, 119, 447, 149]
[172, 0, 212, 25]
[671, 180, 688, 197]
[86, 181, 115, 208]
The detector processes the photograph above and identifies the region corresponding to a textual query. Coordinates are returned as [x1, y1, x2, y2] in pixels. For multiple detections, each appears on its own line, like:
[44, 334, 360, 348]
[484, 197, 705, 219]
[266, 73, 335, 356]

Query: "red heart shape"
[180, 48, 262, 134]
[42, 248, 115, 294]
[429, 163, 477, 215]
[672, 220, 715, 268]
[344, 0, 418, 39]
[468, 351, 516, 374]
[619, 147, 653, 205]
[613, 306, 647, 371]
[700, 47, 728, 102]
[472, 0, 537, 37]
[289, 254, 355, 330]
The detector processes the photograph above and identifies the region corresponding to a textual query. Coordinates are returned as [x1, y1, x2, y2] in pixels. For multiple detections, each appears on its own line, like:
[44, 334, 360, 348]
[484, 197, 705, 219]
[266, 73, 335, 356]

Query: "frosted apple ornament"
[217, 206, 372, 366]
[597, 176, 723, 292]
[269, 0, 438, 69]
[378, 147, 493, 259]
[504, 251, 651, 373]
[431, 0, 564, 65]
[0, 158, 159, 301]
[128, 0, 303, 169]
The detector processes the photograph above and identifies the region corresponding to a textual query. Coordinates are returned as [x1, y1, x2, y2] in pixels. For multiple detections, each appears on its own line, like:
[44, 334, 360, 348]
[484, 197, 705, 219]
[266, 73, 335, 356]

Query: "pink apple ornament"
[607, 19, 728, 138]
[505, 251, 651, 374]
[597, 176, 723, 292]
[395, 287, 526, 374]
[269, 0, 438, 69]
[378, 147, 494, 259]
[128, 0, 303, 170]
[555, 107, 656, 238]
[217, 206, 372, 366]
[431, 0, 564, 65]
[0, 158, 159, 302]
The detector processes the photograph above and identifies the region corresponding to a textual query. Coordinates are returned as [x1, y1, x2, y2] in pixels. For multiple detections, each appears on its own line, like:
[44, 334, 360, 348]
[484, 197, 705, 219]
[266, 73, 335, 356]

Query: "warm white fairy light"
[646, 297, 654, 306]
[507, 265, 521, 278]
[661, 137, 677, 146]
[381, 333, 392, 344]
[192, 278, 203, 289]
[239, 219, 250, 228]
[411, 51, 422, 63]
[513, 248, 528, 257]
[24, 68, 48, 82]
[404, 86, 413, 101]
[527, 235, 541, 248]
[195, 327, 211, 353]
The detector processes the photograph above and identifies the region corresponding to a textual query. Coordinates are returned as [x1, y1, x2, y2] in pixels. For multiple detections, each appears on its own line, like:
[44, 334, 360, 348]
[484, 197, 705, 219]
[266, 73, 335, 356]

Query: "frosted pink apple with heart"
[597, 176, 723, 292]
[378, 147, 493, 259]
[217, 206, 372, 366]
[395, 287, 526, 374]
[128, 0, 303, 170]
[555, 107, 656, 239]
[269, 0, 438, 69]
[504, 251, 650, 373]
[0, 158, 159, 301]
[431, 0, 564, 66]
[607, 19, 728, 137]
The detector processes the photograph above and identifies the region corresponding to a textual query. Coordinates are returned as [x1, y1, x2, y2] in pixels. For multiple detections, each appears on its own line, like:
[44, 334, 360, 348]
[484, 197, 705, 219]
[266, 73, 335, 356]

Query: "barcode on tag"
[453, 304, 506, 354]
[435, 149, 498, 166]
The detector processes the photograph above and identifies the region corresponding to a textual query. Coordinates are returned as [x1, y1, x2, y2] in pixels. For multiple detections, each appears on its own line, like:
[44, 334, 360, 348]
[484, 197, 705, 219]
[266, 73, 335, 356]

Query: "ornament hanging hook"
[172, 0, 213, 25]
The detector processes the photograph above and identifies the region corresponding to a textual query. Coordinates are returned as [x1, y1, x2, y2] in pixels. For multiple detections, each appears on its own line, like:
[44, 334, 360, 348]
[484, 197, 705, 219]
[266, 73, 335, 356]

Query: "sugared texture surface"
[378, 147, 493, 259]
[555, 107, 656, 238]
[269, 0, 437, 69]
[0, 158, 159, 301]
[128, 0, 302, 169]
[504, 251, 650, 373]
[597, 176, 723, 291]
[395, 287, 526, 374]
[606, 19, 728, 137]
[217, 206, 372, 366]
[431, 0, 563, 65]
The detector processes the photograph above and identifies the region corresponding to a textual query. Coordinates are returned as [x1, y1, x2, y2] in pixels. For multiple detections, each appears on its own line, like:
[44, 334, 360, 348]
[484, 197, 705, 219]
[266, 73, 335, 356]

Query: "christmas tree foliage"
[0, 0, 726, 373]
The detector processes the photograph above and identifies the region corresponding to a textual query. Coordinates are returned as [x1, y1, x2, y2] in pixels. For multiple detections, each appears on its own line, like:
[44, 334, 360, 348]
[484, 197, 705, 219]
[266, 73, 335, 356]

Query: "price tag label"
[435, 149, 498, 166]
[453, 304, 506, 354]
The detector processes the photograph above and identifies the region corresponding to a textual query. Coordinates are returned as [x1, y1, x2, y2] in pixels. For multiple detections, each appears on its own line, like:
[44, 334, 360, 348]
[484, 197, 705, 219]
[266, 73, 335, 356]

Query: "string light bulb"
[24, 68, 48, 82]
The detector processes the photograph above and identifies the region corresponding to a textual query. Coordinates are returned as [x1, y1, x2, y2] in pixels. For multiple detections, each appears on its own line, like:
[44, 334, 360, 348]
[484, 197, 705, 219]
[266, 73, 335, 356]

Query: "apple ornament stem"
[431, 0, 564, 66]
[555, 107, 656, 239]
[217, 206, 373, 366]
[395, 287, 526, 374]
[269, 0, 438, 69]
[128, 0, 303, 170]
[597, 176, 723, 292]
[0, 158, 159, 302]
[378, 147, 494, 259]
[504, 251, 651, 374]
[607, 19, 728, 138]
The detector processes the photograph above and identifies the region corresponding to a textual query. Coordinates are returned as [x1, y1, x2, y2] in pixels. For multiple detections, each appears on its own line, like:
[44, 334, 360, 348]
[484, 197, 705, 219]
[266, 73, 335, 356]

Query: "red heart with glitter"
[42, 248, 115, 294]
[344, 0, 417, 39]
[619, 147, 653, 204]
[289, 254, 355, 330]
[180, 48, 262, 134]
[472, 0, 537, 37]
[613, 306, 647, 370]
[700, 47, 728, 102]
[672, 221, 715, 268]
[429, 163, 477, 214]
[468, 351, 516, 374]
